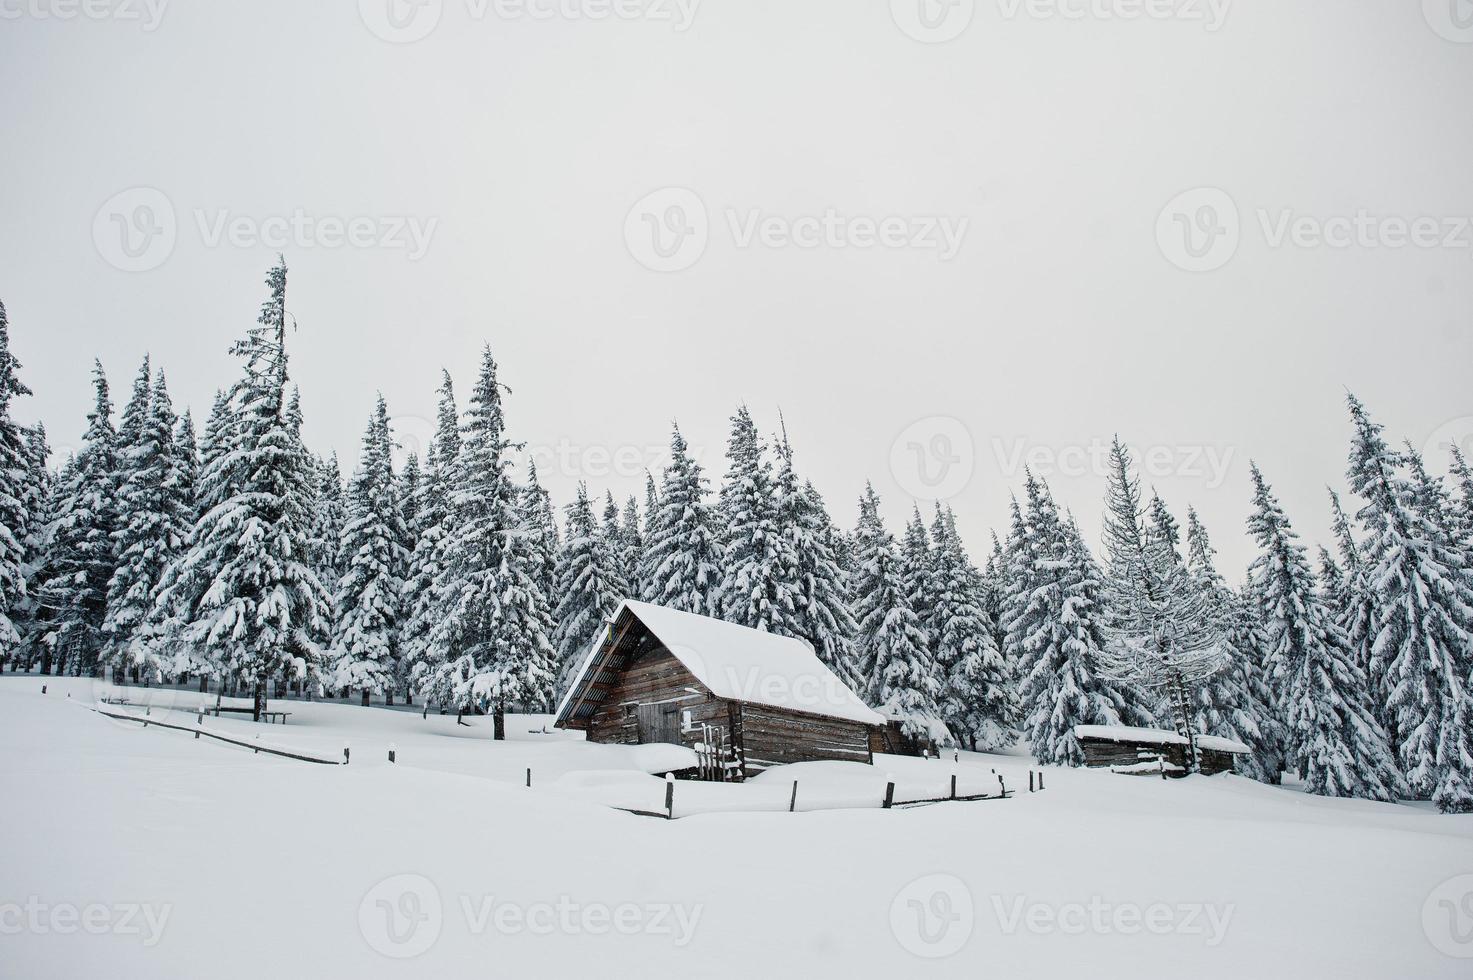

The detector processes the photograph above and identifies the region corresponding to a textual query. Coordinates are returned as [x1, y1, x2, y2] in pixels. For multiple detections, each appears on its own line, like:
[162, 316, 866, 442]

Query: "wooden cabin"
[555, 600, 886, 780]
[1074, 725, 1251, 776]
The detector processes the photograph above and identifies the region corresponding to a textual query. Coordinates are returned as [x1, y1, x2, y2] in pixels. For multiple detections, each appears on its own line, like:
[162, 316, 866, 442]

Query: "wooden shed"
[555, 600, 885, 780]
[1073, 725, 1251, 777]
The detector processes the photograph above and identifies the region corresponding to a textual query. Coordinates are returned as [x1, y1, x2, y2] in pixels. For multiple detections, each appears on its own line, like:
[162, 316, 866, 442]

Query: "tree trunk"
[493, 701, 506, 741]
[385, 690, 395, 707]
[361, 689, 370, 707]
[253, 681, 265, 723]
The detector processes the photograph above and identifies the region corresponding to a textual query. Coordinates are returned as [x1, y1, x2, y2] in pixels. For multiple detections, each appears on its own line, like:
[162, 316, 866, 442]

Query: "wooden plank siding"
[736, 702, 873, 773]
[586, 646, 719, 745]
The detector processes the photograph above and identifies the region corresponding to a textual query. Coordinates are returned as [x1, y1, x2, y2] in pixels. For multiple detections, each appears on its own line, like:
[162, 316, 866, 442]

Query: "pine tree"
[402, 371, 461, 698]
[425, 347, 556, 719]
[1098, 439, 1225, 763]
[14, 423, 54, 670]
[398, 451, 421, 552]
[1184, 505, 1286, 783]
[931, 505, 1016, 750]
[309, 454, 347, 600]
[717, 406, 797, 633]
[151, 259, 331, 713]
[1345, 395, 1473, 807]
[599, 491, 632, 601]
[1004, 474, 1134, 765]
[551, 483, 627, 701]
[852, 483, 945, 743]
[771, 427, 860, 687]
[36, 361, 117, 675]
[521, 460, 559, 607]
[104, 369, 190, 679]
[331, 396, 409, 703]
[901, 506, 935, 651]
[0, 301, 33, 664]
[638, 424, 724, 616]
[1447, 446, 1473, 544]
[1247, 461, 1404, 801]
[638, 471, 660, 598]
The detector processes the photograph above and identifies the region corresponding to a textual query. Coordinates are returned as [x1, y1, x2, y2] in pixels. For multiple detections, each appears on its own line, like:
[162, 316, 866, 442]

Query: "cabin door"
[636, 703, 682, 745]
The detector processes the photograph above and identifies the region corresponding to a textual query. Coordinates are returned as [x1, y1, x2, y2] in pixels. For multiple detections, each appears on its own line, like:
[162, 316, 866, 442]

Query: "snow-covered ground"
[4, 675, 1471, 979]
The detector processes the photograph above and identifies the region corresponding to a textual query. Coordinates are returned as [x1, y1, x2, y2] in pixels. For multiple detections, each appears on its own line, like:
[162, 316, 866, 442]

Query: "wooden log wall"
[737, 703, 873, 773]
[586, 646, 717, 745]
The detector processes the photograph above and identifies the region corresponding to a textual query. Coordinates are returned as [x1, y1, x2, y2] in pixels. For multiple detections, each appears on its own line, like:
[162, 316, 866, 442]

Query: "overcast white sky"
[2, 0, 1471, 577]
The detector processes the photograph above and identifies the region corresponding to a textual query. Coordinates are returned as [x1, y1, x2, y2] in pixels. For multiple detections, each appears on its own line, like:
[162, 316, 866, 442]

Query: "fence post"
[997, 773, 1006, 797]
[950, 773, 957, 800]
[389, 744, 397, 764]
[882, 776, 895, 810]
[526, 768, 532, 788]
[1039, 771, 1044, 791]
[789, 780, 798, 813]
[1030, 771, 1035, 793]
[41, 685, 46, 695]
[343, 743, 351, 765]
[665, 773, 675, 819]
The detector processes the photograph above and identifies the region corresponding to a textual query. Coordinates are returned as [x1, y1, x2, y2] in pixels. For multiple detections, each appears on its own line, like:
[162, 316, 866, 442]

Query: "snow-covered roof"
[557, 600, 885, 727]
[1073, 725, 1250, 755]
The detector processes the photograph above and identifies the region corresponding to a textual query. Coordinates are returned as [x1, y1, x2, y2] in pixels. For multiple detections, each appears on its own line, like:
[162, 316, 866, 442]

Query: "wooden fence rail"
[85, 704, 343, 766]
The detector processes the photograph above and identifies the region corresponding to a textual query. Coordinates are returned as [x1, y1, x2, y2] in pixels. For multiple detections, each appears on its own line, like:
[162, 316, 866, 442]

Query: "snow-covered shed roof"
[1073, 725, 1251, 755]
[556, 600, 885, 728]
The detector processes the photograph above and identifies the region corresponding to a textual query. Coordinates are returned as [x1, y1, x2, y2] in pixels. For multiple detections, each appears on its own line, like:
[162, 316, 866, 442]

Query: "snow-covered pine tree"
[151, 259, 331, 715]
[99, 355, 153, 674]
[638, 471, 660, 598]
[1447, 446, 1473, 544]
[36, 360, 117, 676]
[852, 483, 946, 744]
[521, 460, 559, 611]
[1004, 473, 1135, 765]
[1346, 395, 1473, 806]
[0, 301, 33, 666]
[717, 406, 797, 633]
[931, 504, 1016, 750]
[638, 424, 724, 616]
[901, 506, 935, 653]
[599, 490, 633, 601]
[331, 396, 410, 705]
[1184, 504, 1286, 783]
[769, 426, 860, 687]
[309, 453, 347, 602]
[398, 450, 421, 553]
[551, 482, 627, 702]
[104, 370, 191, 681]
[1098, 439, 1225, 765]
[1247, 461, 1404, 801]
[425, 347, 556, 723]
[402, 371, 461, 701]
[194, 391, 233, 517]
[620, 494, 643, 593]
[13, 423, 54, 670]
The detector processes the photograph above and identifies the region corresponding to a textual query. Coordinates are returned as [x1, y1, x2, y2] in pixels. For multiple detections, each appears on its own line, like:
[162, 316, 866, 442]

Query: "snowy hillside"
[4, 676, 1470, 979]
